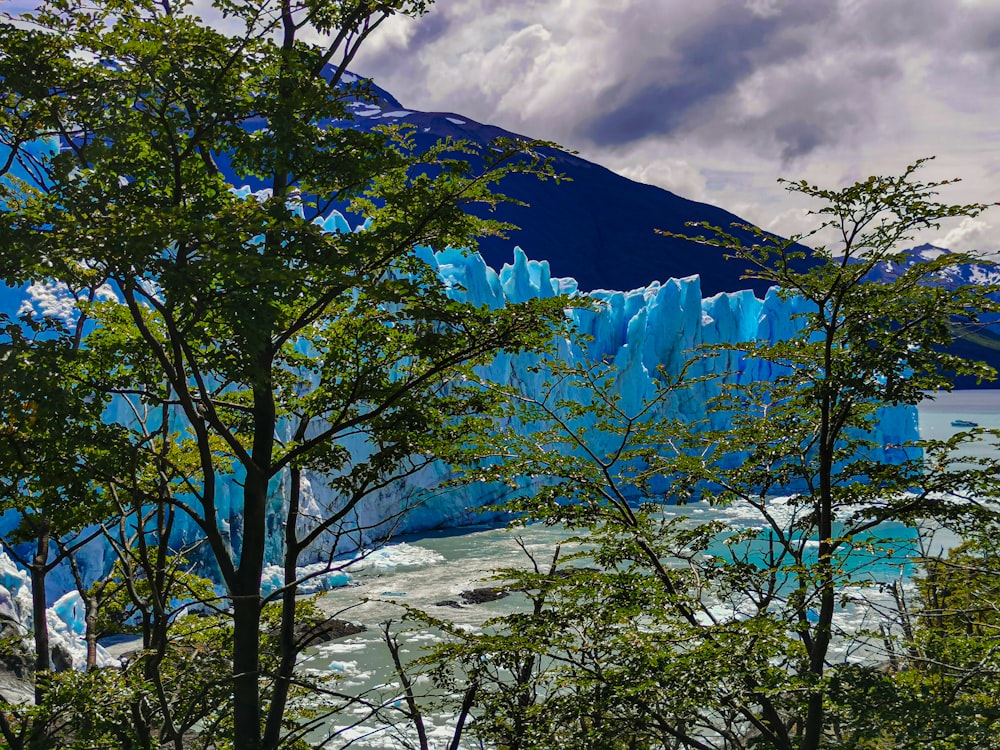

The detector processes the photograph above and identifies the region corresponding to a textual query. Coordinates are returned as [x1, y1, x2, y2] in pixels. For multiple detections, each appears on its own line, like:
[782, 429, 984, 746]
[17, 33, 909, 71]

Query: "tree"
[861, 516, 1000, 749]
[688, 162, 1000, 748]
[0, 310, 126, 701]
[0, 2, 567, 748]
[415, 162, 1000, 749]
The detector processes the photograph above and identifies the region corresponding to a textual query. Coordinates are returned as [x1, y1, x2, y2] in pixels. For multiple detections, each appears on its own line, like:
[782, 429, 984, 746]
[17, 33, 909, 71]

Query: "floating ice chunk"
[260, 563, 351, 597]
[343, 542, 445, 573]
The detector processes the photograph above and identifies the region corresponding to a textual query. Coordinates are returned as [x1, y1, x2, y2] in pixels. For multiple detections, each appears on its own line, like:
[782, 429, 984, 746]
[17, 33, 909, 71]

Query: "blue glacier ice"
[3, 211, 920, 570]
[254, 234, 917, 565]
[0, 205, 920, 667]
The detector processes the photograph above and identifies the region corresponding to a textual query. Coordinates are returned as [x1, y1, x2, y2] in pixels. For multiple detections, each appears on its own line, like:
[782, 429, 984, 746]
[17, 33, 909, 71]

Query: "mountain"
[863, 244, 1000, 388]
[317, 79, 1000, 386]
[865, 244, 1000, 290]
[282, 74, 797, 298]
[3, 75, 998, 382]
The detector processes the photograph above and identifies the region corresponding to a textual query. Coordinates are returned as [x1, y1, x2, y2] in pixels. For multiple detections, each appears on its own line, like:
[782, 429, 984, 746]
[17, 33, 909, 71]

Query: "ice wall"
[285, 241, 918, 564]
[3, 210, 920, 588]
[0, 213, 922, 665]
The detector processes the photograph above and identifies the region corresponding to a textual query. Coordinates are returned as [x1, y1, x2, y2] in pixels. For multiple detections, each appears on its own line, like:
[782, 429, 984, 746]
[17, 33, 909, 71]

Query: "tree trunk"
[232, 587, 264, 750]
[262, 468, 302, 750]
[84, 592, 99, 670]
[30, 519, 51, 704]
[232, 458, 271, 750]
[801, 396, 836, 750]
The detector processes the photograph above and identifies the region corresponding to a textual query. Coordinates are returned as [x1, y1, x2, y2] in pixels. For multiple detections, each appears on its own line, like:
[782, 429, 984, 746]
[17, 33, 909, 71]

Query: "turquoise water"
[914, 389, 1000, 557]
[917, 389, 1000, 446]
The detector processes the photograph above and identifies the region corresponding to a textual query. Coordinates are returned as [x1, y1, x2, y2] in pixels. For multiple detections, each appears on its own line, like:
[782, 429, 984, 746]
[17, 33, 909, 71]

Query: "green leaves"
[0, 311, 127, 536]
[412, 163, 1000, 750]
[1, 2, 572, 747]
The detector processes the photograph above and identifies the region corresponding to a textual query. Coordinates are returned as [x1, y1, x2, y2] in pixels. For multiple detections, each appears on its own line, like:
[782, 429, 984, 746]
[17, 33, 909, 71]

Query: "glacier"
[228, 238, 914, 571]
[0, 208, 919, 667]
[3, 218, 920, 569]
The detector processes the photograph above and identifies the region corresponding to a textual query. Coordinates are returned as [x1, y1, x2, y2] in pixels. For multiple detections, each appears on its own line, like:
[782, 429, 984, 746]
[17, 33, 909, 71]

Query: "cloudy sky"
[348, 0, 1000, 253]
[5, 0, 998, 251]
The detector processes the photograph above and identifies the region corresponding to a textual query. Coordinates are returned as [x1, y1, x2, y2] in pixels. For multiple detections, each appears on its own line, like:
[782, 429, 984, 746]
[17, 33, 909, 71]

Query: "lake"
[308, 389, 1000, 748]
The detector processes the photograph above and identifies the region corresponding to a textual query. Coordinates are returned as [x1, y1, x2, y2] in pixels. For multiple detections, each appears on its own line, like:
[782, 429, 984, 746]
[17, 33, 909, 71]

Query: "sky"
[346, 0, 1000, 254]
[4, 0, 999, 252]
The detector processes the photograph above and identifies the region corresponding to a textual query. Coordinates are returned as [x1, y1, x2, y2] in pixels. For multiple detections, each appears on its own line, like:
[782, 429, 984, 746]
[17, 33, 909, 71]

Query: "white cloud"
[50, 0, 995, 257]
[346, 0, 1000, 248]
[615, 160, 708, 202]
[935, 216, 1000, 255]
[19, 281, 78, 322]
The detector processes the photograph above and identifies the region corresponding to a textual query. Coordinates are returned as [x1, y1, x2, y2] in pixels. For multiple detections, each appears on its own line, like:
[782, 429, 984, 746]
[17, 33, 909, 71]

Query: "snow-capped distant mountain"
[867, 244, 1000, 289]
[861, 244, 1000, 387]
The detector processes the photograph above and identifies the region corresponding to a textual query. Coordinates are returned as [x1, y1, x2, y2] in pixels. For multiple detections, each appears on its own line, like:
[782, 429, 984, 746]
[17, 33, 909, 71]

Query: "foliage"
[1, 668, 146, 750]
[0, 313, 121, 536]
[0, 612, 235, 750]
[88, 548, 218, 638]
[673, 161, 1000, 748]
[401, 163, 1000, 750]
[869, 523, 1000, 749]
[804, 523, 1000, 750]
[915, 524, 1000, 639]
[0, 309, 133, 700]
[0, 0, 568, 748]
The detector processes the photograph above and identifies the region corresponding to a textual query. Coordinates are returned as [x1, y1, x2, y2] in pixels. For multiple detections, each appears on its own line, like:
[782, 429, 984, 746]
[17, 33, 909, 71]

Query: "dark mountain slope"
[5, 73, 998, 385]
[333, 98, 782, 297]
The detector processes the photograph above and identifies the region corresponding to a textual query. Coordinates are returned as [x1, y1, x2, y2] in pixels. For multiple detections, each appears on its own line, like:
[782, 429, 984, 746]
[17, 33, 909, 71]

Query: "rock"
[0, 618, 33, 679]
[98, 634, 143, 661]
[0, 649, 33, 679]
[293, 617, 365, 650]
[459, 587, 509, 605]
[0, 672, 33, 705]
[433, 600, 463, 609]
[50, 644, 73, 673]
[0, 618, 24, 642]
